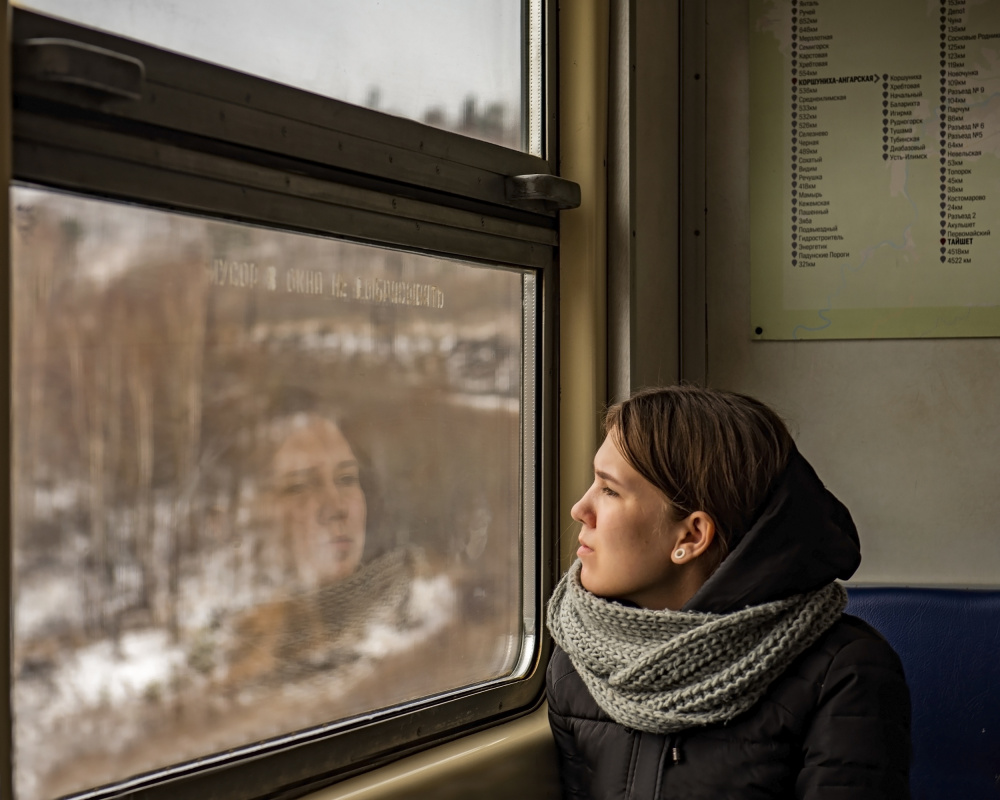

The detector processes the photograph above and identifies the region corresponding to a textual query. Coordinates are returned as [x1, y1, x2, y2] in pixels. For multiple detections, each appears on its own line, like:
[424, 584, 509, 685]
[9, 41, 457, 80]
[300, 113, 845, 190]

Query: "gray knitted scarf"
[547, 560, 847, 734]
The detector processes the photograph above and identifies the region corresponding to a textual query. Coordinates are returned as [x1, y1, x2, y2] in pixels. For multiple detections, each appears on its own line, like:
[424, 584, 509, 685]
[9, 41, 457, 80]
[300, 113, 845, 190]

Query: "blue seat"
[845, 587, 1000, 800]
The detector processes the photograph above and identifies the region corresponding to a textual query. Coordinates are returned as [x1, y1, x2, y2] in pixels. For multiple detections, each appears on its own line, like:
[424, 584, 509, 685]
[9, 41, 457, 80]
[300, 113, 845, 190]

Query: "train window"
[12, 0, 543, 154]
[12, 186, 534, 799]
[8, 3, 562, 799]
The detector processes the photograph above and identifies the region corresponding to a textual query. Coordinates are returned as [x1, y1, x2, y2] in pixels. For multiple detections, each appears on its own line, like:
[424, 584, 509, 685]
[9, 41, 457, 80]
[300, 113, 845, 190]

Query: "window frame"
[5, 4, 563, 798]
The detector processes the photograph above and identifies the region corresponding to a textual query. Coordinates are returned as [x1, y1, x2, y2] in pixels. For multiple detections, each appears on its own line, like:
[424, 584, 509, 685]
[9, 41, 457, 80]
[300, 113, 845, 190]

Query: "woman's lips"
[331, 536, 357, 549]
[577, 540, 594, 557]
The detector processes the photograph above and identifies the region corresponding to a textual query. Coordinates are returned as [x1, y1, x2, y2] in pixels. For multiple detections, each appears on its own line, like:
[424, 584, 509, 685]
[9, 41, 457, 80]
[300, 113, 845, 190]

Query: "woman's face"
[273, 417, 367, 587]
[571, 431, 685, 610]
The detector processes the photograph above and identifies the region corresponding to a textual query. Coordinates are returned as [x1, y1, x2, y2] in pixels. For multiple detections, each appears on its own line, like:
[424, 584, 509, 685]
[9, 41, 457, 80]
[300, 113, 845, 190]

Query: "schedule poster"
[750, 0, 1000, 339]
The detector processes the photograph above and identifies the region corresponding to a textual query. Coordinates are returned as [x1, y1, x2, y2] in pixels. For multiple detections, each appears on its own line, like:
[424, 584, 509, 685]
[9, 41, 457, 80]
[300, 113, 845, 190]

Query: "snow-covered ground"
[13, 570, 464, 800]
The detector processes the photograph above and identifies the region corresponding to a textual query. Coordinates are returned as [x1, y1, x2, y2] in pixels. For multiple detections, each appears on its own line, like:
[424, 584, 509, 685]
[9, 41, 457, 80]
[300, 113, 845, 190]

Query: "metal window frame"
[679, 0, 707, 385]
[11, 10, 568, 262]
[7, 5, 565, 799]
[606, 0, 683, 400]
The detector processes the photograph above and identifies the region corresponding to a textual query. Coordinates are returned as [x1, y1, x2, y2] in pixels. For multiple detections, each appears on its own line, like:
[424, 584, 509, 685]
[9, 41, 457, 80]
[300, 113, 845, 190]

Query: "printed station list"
[788, 0, 996, 269]
[789, 0, 857, 269]
[941, 0, 993, 264]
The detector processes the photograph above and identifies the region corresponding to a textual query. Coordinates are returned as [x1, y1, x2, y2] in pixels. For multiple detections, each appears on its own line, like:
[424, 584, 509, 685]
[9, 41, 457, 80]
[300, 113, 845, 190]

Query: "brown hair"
[604, 385, 794, 557]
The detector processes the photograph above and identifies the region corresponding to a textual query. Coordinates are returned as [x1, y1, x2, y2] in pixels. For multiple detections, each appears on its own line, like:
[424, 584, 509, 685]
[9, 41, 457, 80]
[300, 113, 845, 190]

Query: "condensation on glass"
[13, 0, 541, 154]
[11, 185, 536, 800]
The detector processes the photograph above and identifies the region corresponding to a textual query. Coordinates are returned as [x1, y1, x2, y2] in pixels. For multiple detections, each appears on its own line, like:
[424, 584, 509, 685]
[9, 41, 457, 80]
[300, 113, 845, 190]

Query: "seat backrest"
[845, 587, 1000, 800]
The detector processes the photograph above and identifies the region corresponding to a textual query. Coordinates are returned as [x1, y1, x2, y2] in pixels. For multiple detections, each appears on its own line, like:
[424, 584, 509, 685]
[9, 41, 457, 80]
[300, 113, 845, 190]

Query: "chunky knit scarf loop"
[547, 560, 847, 734]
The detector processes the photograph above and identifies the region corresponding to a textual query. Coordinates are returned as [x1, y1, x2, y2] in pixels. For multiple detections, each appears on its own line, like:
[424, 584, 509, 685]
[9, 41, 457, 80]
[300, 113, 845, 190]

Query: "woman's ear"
[671, 511, 716, 563]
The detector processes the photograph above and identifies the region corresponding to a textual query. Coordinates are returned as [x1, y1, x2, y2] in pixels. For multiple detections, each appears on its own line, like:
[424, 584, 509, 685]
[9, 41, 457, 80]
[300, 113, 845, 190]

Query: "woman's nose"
[317, 486, 348, 523]
[571, 490, 594, 527]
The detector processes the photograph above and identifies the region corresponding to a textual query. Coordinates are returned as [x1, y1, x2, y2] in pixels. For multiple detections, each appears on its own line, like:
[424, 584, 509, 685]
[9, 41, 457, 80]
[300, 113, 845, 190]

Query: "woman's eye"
[278, 474, 321, 495]
[601, 486, 619, 498]
[335, 473, 360, 488]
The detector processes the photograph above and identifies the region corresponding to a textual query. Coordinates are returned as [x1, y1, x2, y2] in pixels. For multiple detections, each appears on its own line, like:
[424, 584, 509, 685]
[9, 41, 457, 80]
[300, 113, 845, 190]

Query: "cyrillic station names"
[790, 0, 854, 267]
[939, 0, 990, 264]
[788, 0, 995, 269]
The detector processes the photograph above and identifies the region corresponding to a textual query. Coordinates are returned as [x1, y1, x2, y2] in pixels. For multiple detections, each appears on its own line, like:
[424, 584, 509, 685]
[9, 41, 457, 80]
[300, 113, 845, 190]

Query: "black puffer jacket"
[546, 451, 911, 799]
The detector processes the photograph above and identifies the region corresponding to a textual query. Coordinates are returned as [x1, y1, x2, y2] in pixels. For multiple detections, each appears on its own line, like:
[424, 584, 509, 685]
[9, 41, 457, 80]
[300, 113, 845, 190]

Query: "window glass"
[11, 185, 534, 800]
[13, 0, 536, 152]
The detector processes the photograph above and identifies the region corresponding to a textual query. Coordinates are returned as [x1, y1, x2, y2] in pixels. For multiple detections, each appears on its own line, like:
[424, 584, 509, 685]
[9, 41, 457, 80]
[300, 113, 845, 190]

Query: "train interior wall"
[5, 1, 996, 797]
[704, 0, 1000, 587]
[317, 1, 998, 796]
[306, 1, 1000, 798]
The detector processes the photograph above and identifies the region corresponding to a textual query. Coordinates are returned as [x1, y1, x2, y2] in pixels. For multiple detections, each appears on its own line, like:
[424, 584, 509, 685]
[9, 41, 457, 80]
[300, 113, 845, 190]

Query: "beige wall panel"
[609, 0, 681, 402]
[558, 0, 610, 568]
[306, 707, 559, 800]
[703, 0, 1000, 587]
[1, 1, 11, 795]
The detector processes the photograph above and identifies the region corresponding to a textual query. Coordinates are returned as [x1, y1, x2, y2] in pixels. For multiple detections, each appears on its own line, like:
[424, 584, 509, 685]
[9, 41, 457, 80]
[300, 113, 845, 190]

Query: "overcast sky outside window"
[15, 0, 523, 129]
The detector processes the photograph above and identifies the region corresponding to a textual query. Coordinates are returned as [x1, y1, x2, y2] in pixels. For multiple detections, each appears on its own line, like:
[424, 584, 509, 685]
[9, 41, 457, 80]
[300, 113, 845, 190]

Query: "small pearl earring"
[674, 548, 685, 559]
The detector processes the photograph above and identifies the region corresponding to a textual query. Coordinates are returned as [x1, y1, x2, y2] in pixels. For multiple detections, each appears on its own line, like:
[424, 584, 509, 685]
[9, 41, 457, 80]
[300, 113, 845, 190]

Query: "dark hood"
[682, 447, 861, 614]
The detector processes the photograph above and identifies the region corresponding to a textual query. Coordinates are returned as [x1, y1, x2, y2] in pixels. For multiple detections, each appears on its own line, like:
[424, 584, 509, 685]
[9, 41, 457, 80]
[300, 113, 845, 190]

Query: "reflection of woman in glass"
[227, 410, 452, 690]
[272, 415, 367, 589]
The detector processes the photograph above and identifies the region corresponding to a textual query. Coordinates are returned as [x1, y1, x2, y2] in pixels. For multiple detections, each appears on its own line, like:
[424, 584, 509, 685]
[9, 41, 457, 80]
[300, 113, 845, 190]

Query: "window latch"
[505, 174, 581, 211]
[14, 37, 145, 101]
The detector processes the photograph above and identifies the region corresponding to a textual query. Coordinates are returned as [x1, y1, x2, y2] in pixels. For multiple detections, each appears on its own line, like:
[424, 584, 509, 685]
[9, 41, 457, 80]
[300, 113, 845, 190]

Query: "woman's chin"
[578, 568, 605, 597]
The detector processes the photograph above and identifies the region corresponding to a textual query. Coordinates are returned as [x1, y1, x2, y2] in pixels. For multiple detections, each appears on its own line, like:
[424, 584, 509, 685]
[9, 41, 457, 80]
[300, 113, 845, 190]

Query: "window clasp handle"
[505, 174, 581, 211]
[15, 37, 145, 101]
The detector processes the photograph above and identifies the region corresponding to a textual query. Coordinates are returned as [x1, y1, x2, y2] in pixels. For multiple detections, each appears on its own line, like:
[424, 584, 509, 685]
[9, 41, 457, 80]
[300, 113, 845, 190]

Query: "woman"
[546, 386, 911, 799]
